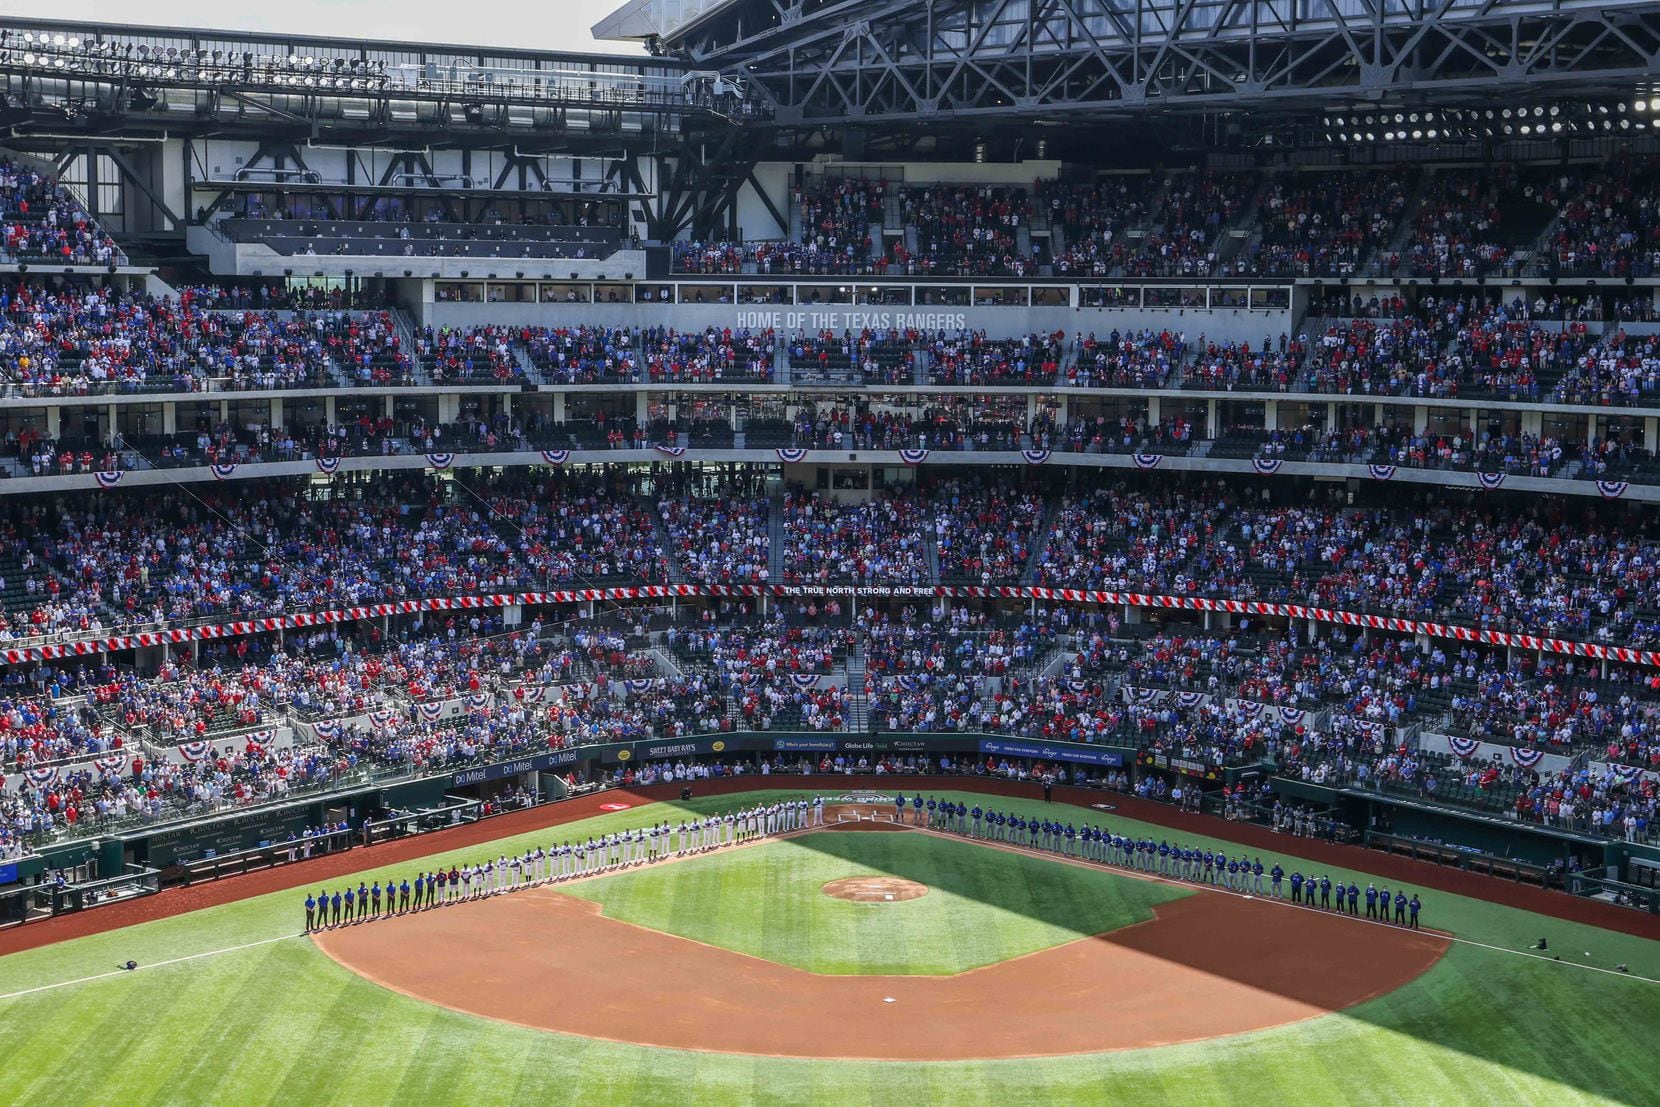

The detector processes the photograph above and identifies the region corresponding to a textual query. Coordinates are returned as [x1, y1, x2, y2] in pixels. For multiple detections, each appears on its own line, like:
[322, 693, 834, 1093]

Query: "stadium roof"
[592, 0, 741, 43]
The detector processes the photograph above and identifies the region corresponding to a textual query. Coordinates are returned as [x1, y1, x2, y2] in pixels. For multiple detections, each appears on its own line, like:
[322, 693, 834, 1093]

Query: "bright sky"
[22, 0, 642, 56]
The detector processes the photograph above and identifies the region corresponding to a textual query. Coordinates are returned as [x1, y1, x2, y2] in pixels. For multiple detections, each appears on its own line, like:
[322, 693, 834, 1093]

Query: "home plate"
[883, 997, 896, 1003]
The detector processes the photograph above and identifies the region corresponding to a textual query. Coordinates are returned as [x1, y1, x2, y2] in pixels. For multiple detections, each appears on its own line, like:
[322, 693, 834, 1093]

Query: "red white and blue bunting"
[1448, 736, 1481, 759]
[1252, 457, 1283, 476]
[899, 448, 929, 466]
[1021, 449, 1051, 466]
[654, 445, 687, 458]
[179, 741, 211, 762]
[417, 701, 445, 721]
[15, 583, 1660, 678]
[540, 450, 570, 466]
[1368, 465, 1397, 481]
[94, 471, 125, 489]
[1176, 692, 1206, 709]
[1597, 480, 1629, 500]
[1476, 472, 1506, 491]
[1132, 453, 1162, 470]
[425, 453, 456, 471]
[1510, 747, 1545, 768]
[788, 673, 822, 688]
[315, 457, 341, 476]
[95, 753, 126, 773]
[775, 448, 808, 463]
[1279, 707, 1306, 725]
[369, 709, 397, 729]
[24, 766, 57, 786]
[465, 692, 491, 710]
[311, 720, 340, 741]
[211, 463, 237, 481]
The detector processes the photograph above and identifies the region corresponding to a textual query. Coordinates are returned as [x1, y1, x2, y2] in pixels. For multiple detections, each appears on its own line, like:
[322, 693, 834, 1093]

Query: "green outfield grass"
[0, 787, 1658, 1107]
[562, 831, 1188, 973]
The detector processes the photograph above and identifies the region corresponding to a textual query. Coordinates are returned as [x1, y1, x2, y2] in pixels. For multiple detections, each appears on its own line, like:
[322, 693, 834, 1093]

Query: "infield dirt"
[315, 822, 1449, 1060]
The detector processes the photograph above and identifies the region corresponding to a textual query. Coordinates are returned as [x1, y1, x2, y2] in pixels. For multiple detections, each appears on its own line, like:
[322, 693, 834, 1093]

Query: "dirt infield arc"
[314, 831, 1449, 1061]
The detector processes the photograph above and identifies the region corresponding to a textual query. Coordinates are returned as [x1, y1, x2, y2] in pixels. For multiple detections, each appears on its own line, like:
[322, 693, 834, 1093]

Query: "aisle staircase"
[646, 499, 688, 585]
[768, 497, 788, 581]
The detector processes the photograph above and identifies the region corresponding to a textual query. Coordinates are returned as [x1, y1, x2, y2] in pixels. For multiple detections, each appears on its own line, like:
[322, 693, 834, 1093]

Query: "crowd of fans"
[926, 331, 1064, 386]
[1238, 170, 1411, 278]
[640, 326, 775, 383]
[0, 160, 121, 266]
[0, 283, 423, 394]
[779, 489, 931, 585]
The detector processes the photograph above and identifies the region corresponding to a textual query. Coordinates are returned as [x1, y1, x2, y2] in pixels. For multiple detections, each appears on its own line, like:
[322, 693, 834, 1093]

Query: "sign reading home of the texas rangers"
[737, 311, 967, 332]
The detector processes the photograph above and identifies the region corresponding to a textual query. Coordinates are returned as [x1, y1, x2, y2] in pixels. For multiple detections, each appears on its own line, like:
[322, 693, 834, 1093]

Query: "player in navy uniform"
[370, 882, 382, 917]
[1270, 863, 1284, 898]
[1346, 882, 1359, 915]
[971, 805, 984, 836]
[1408, 894, 1422, 928]
[330, 890, 342, 926]
[1394, 890, 1408, 924]
[1365, 883, 1379, 918]
[304, 892, 317, 932]
[1289, 871, 1304, 904]
[1377, 886, 1391, 923]
[911, 794, 925, 824]
[343, 886, 356, 921]
[1318, 874, 1332, 909]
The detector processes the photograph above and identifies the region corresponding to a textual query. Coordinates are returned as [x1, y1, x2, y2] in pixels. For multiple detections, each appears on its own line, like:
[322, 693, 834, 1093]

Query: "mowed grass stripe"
[562, 831, 1189, 975]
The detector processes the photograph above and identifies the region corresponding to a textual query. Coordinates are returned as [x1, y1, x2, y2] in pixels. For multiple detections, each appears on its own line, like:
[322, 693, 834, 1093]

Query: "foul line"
[0, 932, 302, 1002]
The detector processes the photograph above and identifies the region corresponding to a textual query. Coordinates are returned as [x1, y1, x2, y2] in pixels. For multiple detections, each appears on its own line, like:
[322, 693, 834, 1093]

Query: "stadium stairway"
[511, 344, 542, 383]
[1020, 500, 1062, 585]
[767, 496, 788, 581]
[645, 500, 688, 585]
[911, 348, 931, 386]
[847, 694, 870, 733]
[1036, 645, 1074, 683]
[1367, 169, 1434, 273]
[391, 307, 435, 386]
[843, 640, 869, 700]
[1057, 337, 1080, 385]
[647, 645, 685, 680]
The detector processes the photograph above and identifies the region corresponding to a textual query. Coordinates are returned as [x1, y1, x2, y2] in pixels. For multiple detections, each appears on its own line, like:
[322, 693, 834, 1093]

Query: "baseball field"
[1, 781, 1657, 1105]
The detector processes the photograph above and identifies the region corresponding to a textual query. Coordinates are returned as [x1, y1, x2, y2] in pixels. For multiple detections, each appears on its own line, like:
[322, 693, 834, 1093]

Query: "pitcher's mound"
[822, 876, 928, 902]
